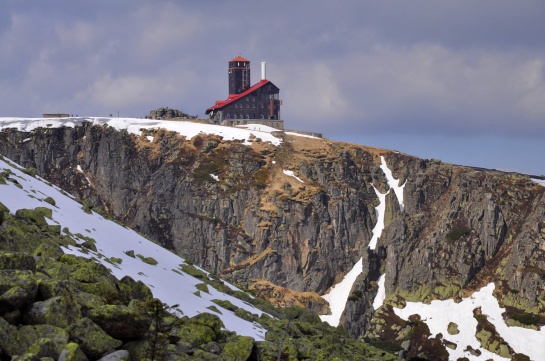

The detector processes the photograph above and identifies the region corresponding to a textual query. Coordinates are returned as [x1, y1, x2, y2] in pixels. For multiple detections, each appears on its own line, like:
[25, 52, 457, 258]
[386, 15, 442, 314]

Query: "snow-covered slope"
[0, 117, 282, 146]
[0, 156, 267, 340]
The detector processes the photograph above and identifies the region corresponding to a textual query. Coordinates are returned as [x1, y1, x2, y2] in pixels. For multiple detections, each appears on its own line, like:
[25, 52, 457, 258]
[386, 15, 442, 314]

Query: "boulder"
[24, 337, 59, 359]
[74, 291, 106, 316]
[220, 336, 255, 361]
[12, 324, 69, 358]
[67, 318, 122, 359]
[88, 303, 151, 340]
[0, 252, 36, 271]
[118, 276, 153, 303]
[23, 296, 82, 328]
[96, 350, 130, 361]
[0, 270, 37, 312]
[0, 317, 16, 356]
[0, 286, 30, 312]
[58, 342, 89, 361]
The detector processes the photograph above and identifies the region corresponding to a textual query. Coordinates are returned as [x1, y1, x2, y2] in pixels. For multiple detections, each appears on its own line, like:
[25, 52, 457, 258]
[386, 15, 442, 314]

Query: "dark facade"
[228, 56, 250, 95]
[206, 57, 283, 130]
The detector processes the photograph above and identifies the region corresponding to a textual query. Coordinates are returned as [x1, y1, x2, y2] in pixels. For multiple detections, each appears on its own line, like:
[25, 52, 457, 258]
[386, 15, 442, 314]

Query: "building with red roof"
[205, 56, 283, 130]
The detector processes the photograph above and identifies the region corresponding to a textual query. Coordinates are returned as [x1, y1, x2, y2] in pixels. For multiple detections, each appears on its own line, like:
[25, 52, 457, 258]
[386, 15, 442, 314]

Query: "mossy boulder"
[11, 324, 69, 359]
[36, 279, 78, 300]
[74, 292, 106, 316]
[174, 324, 217, 348]
[25, 337, 59, 359]
[88, 303, 152, 340]
[0, 317, 17, 355]
[0, 252, 36, 271]
[23, 296, 82, 328]
[33, 243, 67, 262]
[0, 285, 32, 312]
[15, 208, 48, 227]
[0, 201, 10, 217]
[58, 342, 89, 361]
[118, 276, 153, 303]
[0, 270, 38, 310]
[188, 313, 224, 335]
[220, 335, 255, 361]
[67, 318, 122, 359]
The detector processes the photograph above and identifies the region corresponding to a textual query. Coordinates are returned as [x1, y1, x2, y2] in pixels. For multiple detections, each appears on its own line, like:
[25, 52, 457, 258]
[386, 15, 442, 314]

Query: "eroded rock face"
[2, 125, 545, 346]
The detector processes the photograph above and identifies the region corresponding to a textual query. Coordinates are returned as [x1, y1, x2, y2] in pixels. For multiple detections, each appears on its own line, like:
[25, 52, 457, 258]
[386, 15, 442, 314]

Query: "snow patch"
[0, 117, 282, 146]
[285, 131, 320, 139]
[532, 178, 545, 187]
[146, 135, 154, 142]
[320, 258, 363, 327]
[283, 169, 304, 183]
[368, 185, 387, 250]
[372, 274, 386, 310]
[210, 174, 219, 181]
[380, 156, 405, 210]
[394, 283, 545, 361]
[76, 165, 91, 186]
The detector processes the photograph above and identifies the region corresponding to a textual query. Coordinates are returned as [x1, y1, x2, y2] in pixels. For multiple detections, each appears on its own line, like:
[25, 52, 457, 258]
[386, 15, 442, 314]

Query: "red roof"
[229, 55, 250, 63]
[206, 80, 270, 114]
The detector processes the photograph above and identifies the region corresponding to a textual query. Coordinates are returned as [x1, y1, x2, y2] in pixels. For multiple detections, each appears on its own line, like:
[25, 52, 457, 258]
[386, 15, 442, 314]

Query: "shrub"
[511, 313, 541, 326]
[446, 226, 470, 241]
[44, 196, 56, 206]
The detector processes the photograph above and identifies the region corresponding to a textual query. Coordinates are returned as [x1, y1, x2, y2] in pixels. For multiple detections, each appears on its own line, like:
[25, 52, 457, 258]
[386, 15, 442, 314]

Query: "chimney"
[261, 61, 267, 80]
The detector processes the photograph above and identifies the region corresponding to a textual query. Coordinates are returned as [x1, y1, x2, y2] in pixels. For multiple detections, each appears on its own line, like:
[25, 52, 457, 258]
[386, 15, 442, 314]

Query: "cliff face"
[1, 124, 544, 355]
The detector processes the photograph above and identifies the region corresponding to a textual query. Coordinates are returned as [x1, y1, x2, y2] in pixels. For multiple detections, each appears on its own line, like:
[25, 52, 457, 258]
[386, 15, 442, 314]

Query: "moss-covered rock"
[0, 316, 17, 356]
[15, 208, 48, 227]
[220, 335, 254, 361]
[0, 252, 36, 271]
[0, 270, 38, 310]
[88, 303, 152, 340]
[74, 291, 106, 316]
[117, 276, 153, 303]
[58, 342, 89, 361]
[0, 285, 31, 312]
[66, 317, 122, 359]
[174, 324, 217, 348]
[188, 313, 225, 335]
[12, 324, 69, 359]
[25, 337, 59, 359]
[23, 296, 82, 328]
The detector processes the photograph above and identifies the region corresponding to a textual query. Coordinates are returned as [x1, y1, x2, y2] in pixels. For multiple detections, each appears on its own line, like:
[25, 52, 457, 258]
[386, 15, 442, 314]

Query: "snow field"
[0, 157, 267, 340]
[393, 283, 545, 360]
[0, 117, 282, 146]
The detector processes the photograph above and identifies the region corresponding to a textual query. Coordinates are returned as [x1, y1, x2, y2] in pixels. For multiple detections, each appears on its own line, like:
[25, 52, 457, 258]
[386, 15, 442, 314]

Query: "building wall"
[222, 84, 280, 121]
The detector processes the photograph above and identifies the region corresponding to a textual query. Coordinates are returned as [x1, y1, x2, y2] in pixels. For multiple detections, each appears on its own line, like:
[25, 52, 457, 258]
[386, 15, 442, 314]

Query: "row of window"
[225, 113, 278, 120]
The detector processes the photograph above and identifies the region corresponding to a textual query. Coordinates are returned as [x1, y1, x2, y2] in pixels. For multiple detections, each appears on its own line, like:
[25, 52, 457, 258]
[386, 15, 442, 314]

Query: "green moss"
[221, 336, 254, 361]
[43, 197, 56, 206]
[211, 299, 239, 312]
[195, 283, 209, 294]
[446, 226, 470, 241]
[447, 322, 459, 335]
[181, 264, 207, 279]
[136, 254, 158, 265]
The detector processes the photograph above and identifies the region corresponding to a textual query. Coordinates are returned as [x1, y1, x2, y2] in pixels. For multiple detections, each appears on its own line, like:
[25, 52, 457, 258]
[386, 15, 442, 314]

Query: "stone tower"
[228, 56, 250, 95]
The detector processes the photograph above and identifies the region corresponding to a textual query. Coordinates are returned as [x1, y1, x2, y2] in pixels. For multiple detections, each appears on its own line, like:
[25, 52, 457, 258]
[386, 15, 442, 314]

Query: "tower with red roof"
[206, 56, 283, 130]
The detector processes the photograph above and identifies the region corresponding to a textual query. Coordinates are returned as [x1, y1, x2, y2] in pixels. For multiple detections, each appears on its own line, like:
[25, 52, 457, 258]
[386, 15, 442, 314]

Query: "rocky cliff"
[1, 122, 544, 359]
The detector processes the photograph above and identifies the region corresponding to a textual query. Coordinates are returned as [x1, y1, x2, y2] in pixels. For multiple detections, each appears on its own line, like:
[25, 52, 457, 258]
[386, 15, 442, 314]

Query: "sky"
[1, 1, 545, 175]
